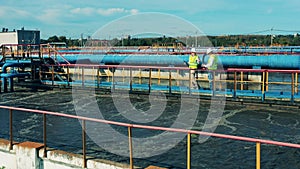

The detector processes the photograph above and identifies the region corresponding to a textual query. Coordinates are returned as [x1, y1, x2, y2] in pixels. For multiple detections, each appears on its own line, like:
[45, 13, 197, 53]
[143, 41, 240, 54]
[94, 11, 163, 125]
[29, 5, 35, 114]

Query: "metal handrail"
[40, 44, 71, 65]
[40, 64, 300, 102]
[1, 105, 300, 169]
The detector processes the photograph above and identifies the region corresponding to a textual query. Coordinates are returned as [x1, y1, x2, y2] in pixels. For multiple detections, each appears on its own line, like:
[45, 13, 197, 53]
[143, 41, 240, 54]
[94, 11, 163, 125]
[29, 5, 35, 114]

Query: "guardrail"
[1, 105, 300, 169]
[226, 68, 300, 102]
[39, 64, 300, 103]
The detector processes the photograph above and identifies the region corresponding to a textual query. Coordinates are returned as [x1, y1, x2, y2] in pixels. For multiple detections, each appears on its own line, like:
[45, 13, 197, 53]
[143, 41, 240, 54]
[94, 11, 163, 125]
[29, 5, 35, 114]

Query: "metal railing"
[226, 68, 300, 102]
[1, 105, 300, 169]
[38, 64, 300, 102]
[40, 44, 71, 65]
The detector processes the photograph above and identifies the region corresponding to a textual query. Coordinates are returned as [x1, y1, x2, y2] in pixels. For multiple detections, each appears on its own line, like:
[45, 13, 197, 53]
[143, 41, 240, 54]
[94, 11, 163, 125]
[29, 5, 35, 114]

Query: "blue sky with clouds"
[1, 0, 299, 39]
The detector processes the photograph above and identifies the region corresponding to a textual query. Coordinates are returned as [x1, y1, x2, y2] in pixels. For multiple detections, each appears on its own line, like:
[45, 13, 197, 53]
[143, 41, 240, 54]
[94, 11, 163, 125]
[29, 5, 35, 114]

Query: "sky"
[1, 0, 300, 39]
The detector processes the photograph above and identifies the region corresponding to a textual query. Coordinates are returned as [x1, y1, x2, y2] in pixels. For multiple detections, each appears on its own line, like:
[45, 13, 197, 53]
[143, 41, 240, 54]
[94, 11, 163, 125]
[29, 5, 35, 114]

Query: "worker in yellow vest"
[188, 48, 200, 89]
[202, 48, 218, 89]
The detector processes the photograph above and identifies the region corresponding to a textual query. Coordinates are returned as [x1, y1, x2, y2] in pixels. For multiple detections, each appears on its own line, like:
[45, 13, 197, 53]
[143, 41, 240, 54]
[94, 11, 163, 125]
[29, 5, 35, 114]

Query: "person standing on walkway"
[202, 48, 218, 89]
[188, 48, 200, 89]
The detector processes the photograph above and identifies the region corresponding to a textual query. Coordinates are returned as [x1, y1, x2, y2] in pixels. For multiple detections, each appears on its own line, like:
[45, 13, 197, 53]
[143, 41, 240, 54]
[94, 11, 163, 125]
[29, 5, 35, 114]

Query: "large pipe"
[59, 54, 300, 69]
[217, 55, 300, 69]
[2, 61, 31, 73]
[3, 54, 298, 69]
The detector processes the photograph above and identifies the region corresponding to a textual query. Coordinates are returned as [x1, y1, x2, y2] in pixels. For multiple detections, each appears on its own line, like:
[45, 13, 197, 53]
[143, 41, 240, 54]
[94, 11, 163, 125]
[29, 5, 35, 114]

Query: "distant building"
[85, 39, 111, 47]
[0, 27, 40, 50]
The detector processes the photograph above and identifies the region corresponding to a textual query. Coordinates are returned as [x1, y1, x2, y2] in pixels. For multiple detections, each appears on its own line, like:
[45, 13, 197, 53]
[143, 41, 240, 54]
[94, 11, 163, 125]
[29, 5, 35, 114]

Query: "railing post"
[256, 142, 261, 169]
[130, 68, 133, 92]
[187, 133, 191, 169]
[149, 68, 152, 93]
[9, 109, 13, 150]
[67, 66, 70, 87]
[43, 113, 47, 157]
[82, 120, 87, 168]
[97, 67, 100, 88]
[169, 70, 172, 94]
[295, 72, 298, 94]
[112, 67, 115, 91]
[139, 68, 142, 84]
[122, 68, 125, 83]
[189, 69, 191, 95]
[92, 66, 95, 82]
[212, 71, 216, 96]
[107, 67, 110, 82]
[261, 71, 265, 102]
[1, 45, 6, 62]
[234, 71, 237, 99]
[128, 126, 134, 169]
[33, 64, 36, 80]
[51, 65, 54, 86]
[48, 44, 51, 59]
[82, 67, 85, 87]
[240, 71, 244, 90]
[158, 68, 161, 85]
[265, 71, 269, 91]
[39, 65, 42, 81]
[176, 69, 180, 86]
[291, 73, 295, 103]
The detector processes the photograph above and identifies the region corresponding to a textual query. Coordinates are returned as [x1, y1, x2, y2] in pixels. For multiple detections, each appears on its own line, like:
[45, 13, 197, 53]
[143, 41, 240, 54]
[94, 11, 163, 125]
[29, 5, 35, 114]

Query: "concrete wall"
[0, 32, 18, 46]
[0, 139, 17, 169]
[0, 29, 40, 51]
[0, 139, 132, 169]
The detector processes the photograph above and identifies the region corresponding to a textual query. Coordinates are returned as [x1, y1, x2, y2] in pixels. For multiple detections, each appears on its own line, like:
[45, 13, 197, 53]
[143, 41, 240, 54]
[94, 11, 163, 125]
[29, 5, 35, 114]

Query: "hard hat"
[191, 48, 196, 53]
[206, 48, 213, 54]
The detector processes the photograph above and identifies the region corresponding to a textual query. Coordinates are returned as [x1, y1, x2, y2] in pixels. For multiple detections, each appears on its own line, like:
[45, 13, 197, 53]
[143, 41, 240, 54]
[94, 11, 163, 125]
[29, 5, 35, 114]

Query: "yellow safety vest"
[188, 55, 198, 69]
[207, 54, 218, 70]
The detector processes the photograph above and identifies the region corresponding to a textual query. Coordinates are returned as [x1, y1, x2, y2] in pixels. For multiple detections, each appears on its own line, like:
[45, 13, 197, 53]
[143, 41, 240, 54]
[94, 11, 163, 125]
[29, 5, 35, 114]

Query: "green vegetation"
[41, 36, 85, 47]
[207, 34, 300, 47]
[114, 36, 178, 46]
[42, 34, 300, 47]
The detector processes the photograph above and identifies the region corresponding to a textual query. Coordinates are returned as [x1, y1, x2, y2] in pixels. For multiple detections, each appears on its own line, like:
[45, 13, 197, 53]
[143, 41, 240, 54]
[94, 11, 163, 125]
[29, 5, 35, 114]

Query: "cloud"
[130, 9, 139, 15]
[36, 9, 63, 24]
[0, 6, 38, 28]
[97, 8, 127, 16]
[68, 7, 139, 16]
[0, 6, 31, 19]
[96, 8, 139, 16]
[70, 7, 95, 16]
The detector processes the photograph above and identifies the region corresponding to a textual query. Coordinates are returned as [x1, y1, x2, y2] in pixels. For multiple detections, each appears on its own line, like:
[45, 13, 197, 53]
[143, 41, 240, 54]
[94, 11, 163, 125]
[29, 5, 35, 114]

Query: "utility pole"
[195, 31, 198, 47]
[186, 35, 188, 48]
[270, 27, 274, 46]
[271, 35, 273, 46]
[80, 33, 83, 47]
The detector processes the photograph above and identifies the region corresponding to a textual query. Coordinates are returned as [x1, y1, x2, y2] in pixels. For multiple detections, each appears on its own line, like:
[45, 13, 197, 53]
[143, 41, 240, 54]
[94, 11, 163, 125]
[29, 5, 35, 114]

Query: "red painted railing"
[47, 64, 300, 103]
[0, 105, 299, 169]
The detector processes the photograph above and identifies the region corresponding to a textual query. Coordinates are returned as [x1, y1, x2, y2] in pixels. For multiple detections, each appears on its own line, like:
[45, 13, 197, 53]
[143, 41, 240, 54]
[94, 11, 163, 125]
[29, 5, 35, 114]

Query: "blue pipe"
[59, 54, 300, 69]
[2, 61, 31, 73]
[216, 55, 300, 69]
[0, 61, 32, 92]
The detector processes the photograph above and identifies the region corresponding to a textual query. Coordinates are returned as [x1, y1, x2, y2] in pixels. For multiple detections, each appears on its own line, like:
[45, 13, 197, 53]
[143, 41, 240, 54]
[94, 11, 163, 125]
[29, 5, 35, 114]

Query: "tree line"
[41, 36, 86, 47]
[42, 34, 300, 47]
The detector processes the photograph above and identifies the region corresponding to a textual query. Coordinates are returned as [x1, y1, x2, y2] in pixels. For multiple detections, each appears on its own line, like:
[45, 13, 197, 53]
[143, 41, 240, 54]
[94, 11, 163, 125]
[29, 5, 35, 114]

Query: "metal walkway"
[37, 65, 300, 104]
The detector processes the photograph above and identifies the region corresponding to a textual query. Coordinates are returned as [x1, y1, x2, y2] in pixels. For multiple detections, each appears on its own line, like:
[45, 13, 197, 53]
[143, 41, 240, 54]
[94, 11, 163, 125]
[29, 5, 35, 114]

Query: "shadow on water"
[0, 88, 300, 168]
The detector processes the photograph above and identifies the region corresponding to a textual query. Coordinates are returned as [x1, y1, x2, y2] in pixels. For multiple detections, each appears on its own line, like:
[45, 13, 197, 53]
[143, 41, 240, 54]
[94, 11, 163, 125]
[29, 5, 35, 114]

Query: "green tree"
[58, 36, 67, 43]
[47, 35, 59, 42]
